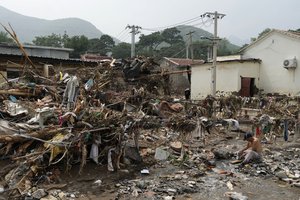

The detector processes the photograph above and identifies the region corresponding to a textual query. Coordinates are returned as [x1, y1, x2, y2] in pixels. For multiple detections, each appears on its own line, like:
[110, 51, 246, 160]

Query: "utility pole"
[202, 11, 225, 96]
[186, 31, 195, 61]
[126, 25, 141, 58]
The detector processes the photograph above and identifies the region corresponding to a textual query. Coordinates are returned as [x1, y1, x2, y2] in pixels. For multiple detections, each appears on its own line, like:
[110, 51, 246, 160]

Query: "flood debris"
[0, 27, 299, 199]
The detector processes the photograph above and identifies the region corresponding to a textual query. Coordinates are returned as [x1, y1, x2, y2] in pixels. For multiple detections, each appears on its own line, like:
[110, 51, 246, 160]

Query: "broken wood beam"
[0, 89, 35, 96]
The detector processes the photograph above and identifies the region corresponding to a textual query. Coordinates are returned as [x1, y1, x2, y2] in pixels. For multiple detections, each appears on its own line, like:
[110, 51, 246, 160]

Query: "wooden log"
[0, 89, 34, 96]
[0, 127, 66, 143]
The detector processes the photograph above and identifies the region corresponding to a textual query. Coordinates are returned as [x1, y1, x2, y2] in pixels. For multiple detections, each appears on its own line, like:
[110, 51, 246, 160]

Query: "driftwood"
[0, 127, 66, 143]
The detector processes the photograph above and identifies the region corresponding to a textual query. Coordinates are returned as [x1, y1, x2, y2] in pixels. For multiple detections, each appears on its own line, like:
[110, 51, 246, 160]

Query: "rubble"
[0, 38, 299, 199]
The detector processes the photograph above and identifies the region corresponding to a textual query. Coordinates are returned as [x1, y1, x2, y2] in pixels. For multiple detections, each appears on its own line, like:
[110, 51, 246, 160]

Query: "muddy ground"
[1, 125, 300, 200]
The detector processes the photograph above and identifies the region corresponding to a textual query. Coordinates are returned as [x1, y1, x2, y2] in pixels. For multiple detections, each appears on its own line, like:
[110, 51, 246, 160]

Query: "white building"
[191, 55, 260, 100]
[191, 29, 300, 100]
[241, 29, 300, 95]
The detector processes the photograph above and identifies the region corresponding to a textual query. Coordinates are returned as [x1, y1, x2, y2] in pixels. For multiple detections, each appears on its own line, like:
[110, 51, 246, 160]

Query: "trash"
[0, 38, 298, 200]
[0, 184, 4, 193]
[94, 179, 102, 186]
[154, 147, 170, 161]
[32, 189, 47, 199]
[141, 169, 150, 175]
[84, 78, 94, 91]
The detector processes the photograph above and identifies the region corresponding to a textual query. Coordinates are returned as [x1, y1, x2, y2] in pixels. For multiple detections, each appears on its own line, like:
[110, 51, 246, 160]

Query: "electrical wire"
[169, 47, 187, 58]
[142, 15, 203, 31]
[115, 28, 126, 38]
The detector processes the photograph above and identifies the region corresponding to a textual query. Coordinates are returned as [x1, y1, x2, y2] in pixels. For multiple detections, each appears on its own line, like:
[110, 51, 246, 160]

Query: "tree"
[138, 32, 163, 50]
[32, 33, 63, 47]
[161, 27, 183, 44]
[64, 35, 89, 58]
[88, 35, 115, 55]
[0, 31, 14, 43]
[192, 40, 211, 60]
[99, 34, 115, 55]
[88, 38, 102, 53]
[112, 42, 131, 59]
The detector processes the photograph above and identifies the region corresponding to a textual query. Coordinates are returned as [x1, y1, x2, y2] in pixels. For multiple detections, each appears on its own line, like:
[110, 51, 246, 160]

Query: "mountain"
[227, 35, 250, 46]
[0, 6, 103, 43]
[176, 25, 241, 53]
[176, 25, 213, 41]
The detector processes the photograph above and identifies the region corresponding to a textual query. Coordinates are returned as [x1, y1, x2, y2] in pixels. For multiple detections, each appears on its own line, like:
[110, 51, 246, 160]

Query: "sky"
[1, 0, 300, 44]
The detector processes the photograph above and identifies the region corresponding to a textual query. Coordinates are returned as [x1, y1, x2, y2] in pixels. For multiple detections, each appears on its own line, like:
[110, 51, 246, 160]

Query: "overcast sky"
[1, 0, 300, 44]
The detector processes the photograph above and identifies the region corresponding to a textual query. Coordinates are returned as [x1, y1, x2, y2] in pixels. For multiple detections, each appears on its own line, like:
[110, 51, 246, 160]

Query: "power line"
[118, 31, 130, 42]
[115, 28, 127, 39]
[142, 15, 203, 31]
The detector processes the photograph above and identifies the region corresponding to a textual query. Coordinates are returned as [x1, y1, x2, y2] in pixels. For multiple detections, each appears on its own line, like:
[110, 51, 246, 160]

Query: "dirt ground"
[1, 126, 300, 200]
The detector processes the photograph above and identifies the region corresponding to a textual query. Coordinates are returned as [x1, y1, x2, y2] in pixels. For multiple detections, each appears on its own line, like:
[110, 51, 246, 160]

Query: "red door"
[241, 77, 251, 97]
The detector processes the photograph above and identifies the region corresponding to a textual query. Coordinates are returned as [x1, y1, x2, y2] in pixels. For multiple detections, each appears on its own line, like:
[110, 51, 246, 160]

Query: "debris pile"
[0, 55, 299, 199]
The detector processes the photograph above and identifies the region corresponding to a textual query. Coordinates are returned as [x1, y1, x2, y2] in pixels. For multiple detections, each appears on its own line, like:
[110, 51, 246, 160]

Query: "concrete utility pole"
[126, 25, 141, 58]
[186, 31, 195, 61]
[202, 11, 225, 96]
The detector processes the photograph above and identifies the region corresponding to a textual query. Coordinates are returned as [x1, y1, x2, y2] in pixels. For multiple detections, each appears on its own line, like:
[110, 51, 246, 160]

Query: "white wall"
[191, 61, 259, 100]
[243, 32, 300, 95]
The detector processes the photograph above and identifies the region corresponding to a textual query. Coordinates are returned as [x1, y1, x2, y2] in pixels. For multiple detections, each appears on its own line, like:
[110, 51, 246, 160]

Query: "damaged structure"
[0, 27, 299, 200]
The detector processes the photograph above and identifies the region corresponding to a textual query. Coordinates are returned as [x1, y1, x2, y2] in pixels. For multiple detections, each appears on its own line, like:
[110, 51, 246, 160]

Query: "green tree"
[112, 42, 131, 59]
[192, 40, 211, 60]
[217, 39, 232, 56]
[161, 27, 183, 44]
[32, 33, 63, 47]
[0, 31, 14, 43]
[138, 32, 163, 50]
[88, 35, 115, 55]
[88, 38, 102, 53]
[64, 35, 89, 58]
[99, 34, 115, 55]
[159, 43, 185, 58]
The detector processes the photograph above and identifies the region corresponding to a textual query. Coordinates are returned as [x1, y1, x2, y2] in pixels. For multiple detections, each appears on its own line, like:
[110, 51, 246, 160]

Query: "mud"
[46, 132, 300, 199]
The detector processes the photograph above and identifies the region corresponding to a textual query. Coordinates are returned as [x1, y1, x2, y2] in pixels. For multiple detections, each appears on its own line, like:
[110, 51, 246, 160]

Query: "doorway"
[240, 77, 255, 97]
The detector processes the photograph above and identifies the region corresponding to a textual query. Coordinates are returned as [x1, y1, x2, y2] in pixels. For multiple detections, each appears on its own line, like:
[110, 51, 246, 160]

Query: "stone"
[164, 196, 174, 200]
[154, 148, 170, 161]
[41, 195, 58, 200]
[225, 192, 248, 200]
[292, 182, 300, 187]
[275, 171, 288, 179]
[212, 149, 231, 160]
[167, 188, 177, 193]
[170, 141, 182, 152]
[188, 181, 196, 185]
[32, 189, 47, 199]
[58, 192, 67, 200]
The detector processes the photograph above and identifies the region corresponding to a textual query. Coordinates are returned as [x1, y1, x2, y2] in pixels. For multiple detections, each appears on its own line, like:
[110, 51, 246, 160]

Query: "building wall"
[0, 46, 70, 59]
[191, 61, 260, 100]
[242, 32, 300, 95]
